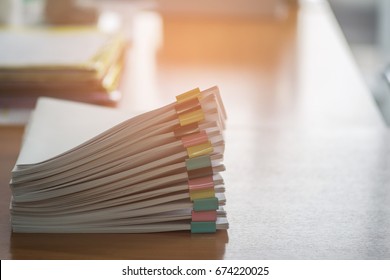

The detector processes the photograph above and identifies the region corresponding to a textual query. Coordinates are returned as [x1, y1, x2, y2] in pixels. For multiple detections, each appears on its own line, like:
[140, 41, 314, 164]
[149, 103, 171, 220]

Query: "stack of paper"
[0, 27, 127, 107]
[9, 86, 229, 233]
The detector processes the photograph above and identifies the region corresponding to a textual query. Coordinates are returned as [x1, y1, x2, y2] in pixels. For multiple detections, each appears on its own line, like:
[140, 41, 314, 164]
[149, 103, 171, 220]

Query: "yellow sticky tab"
[190, 189, 215, 201]
[178, 109, 205, 126]
[176, 88, 201, 103]
[187, 141, 213, 158]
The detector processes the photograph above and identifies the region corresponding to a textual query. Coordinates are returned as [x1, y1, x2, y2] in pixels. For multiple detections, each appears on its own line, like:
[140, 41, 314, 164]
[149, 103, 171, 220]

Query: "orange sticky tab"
[191, 210, 217, 222]
[182, 131, 208, 148]
[176, 88, 200, 103]
[190, 188, 215, 200]
[188, 176, 214, 191]
[178, 109, 205, 126]
[187, 141, 213, 158]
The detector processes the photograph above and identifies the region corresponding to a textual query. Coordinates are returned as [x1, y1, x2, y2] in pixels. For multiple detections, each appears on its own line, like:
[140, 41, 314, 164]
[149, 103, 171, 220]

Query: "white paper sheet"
[16, 97, 134, 165]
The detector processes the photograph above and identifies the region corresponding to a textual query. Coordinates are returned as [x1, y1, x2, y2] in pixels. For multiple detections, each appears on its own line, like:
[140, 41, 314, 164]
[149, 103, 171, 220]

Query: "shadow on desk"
[9, 231, 229, 259]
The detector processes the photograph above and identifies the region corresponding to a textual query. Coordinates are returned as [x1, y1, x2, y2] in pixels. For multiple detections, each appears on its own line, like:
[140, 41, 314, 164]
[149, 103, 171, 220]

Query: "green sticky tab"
[185, 155, 211, 171]
[193, 197, 218, 211]
[191, 221, 216, 233]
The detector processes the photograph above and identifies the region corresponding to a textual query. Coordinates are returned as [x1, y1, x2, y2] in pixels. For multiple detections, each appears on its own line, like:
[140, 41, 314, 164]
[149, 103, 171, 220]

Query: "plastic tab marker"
[176, 88, 200, 103]
[178, 109, 205, 126]
[193, 197, 219, 211]
[187, 141, 213, 158]
[186, 155, 212, 171]
[190, 188, 215, 200]
[191, 210, 217, 222]
[191, 221, 216, 233]
[186, 155, 213, 179]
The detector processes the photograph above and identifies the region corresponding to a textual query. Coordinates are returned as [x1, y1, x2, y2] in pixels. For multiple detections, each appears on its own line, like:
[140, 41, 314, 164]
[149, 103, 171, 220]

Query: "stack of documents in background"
[0, 27, 127, 107]
[9, 87, 229, 233]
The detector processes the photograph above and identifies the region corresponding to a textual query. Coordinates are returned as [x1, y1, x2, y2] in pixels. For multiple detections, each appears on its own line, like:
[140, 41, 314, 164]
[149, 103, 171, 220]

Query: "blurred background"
[328, 0, 390, 125]
[0, 0, 389, 125]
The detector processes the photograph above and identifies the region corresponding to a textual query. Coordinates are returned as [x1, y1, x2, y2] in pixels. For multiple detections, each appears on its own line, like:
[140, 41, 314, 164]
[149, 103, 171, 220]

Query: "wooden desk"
[1, 1, 389, 259]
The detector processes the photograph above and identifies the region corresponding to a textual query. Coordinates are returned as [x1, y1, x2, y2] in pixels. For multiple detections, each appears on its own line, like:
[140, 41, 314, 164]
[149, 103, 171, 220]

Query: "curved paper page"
[16, 97, 134, 166]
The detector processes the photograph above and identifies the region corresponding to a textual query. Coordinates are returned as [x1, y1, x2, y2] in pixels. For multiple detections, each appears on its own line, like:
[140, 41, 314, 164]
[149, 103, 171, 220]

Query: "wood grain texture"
[0, 1, 389, 259]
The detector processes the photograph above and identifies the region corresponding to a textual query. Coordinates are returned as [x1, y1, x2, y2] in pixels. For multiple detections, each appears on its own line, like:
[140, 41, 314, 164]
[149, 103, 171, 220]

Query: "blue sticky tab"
[193, 197, 218, 211]
[191, 221, 217, 233]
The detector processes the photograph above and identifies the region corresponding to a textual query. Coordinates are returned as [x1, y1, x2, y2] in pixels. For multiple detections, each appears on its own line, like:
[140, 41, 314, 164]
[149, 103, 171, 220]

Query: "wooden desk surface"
[1, 1, 389, 259]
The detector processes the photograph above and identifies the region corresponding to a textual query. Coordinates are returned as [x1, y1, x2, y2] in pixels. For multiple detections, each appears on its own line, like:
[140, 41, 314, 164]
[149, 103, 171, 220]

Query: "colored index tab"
[186, 155, 211, 171]
[176, 88, 200, 103]
[187, 141, 213, 158]
[190, 188, 215, 200]
[193, 197, 218, 211]
[191, 210, 217, 222]
[178, 109, 205, 126]
[191, 221, 216, 233]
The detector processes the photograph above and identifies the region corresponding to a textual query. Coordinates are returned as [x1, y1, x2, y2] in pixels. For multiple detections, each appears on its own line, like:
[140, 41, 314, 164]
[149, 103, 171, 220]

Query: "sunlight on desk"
[0, 0, 389, 260]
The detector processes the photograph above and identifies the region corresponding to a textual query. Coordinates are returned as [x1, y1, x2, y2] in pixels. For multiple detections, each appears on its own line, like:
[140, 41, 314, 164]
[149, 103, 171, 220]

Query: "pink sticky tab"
[191, 210, 217, 222]
[188, 176, 214, 191]
[181, 130, 208, 148]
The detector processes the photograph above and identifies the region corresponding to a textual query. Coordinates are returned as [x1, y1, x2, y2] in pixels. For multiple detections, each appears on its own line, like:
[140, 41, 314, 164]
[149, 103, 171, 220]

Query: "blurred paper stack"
[0, 27, 127, 107]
